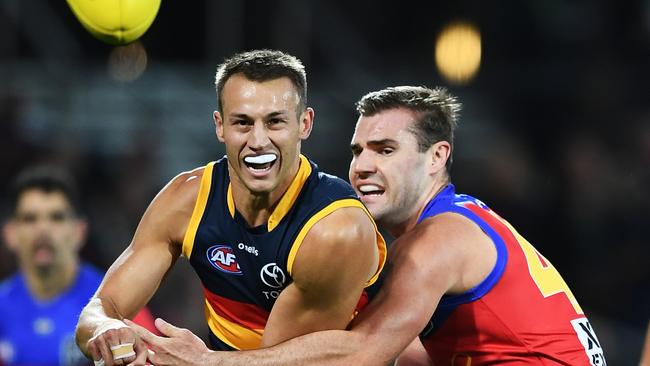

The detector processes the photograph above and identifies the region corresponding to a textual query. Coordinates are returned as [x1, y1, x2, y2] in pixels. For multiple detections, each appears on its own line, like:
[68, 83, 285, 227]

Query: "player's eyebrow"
[230, 110, 289, 119]
[350, 138, 399, 154]
[350, 143, 362, 153]
[266, 111, 289, 118]
[366, 138, 399, 147]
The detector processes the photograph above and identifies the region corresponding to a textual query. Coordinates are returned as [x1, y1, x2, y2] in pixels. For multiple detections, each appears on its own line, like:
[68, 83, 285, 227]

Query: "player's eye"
[49, 211, 69, 222]
[266, 118, 286, 126]
[17, 213, 37, 223]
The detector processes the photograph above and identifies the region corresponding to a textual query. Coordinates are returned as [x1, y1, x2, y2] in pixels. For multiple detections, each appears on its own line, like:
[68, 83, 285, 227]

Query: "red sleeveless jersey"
[418, 185, 606, 365]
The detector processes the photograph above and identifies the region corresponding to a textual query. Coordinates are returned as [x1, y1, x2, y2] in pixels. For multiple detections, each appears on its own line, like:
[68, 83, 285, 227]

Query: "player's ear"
[3, 221, 17, 252]
[429, 141, 451, 175]
[214, 111, 225, 142]
[72, 218, 88, 251]
[298, 108, 314, 140]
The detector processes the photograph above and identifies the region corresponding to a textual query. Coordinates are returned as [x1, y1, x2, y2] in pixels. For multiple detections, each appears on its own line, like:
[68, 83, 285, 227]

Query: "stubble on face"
[349, 109, 431, 231]
[219, 75, 305, 203]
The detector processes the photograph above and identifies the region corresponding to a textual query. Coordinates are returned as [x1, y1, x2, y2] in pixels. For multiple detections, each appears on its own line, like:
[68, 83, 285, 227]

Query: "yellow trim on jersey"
[181, 162, 215, 259]
[286, 199, 387, 287]
[367, 207, 387, 287]
[225, 155, 312, 232]
[227, 183, 235, 218]
[204, 299, 263, 350]
[268, 155, 312, 231]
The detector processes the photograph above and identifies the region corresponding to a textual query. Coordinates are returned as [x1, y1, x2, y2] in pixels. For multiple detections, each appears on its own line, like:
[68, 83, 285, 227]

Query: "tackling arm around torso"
[121, 212, 494, 366]
[75, 168, 203, 363]
[352, 212, 497, 365]
[260, 205, 381, 346]
[203, 212, 495, 366]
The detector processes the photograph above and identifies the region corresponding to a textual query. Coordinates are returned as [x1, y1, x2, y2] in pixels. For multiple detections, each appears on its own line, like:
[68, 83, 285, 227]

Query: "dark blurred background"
[1, 0, 648, 364]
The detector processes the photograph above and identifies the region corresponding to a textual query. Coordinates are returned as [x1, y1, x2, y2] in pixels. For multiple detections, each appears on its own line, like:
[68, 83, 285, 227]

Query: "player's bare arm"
[75, 168, 203, 365]
[329, 213, 470, 365]
[260, 205, 380, 346]
[396, 337, 434, 366]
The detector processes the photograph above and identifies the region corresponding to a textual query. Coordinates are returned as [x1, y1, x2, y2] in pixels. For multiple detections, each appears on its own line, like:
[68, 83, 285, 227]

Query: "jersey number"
[501, 219, 583, 314]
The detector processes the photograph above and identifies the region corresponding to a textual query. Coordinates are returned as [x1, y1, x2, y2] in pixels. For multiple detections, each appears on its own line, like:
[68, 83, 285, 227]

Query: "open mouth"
[243, 153, 278, 172]
[358, 184, 385, 197]
[33, 238, 55, 264]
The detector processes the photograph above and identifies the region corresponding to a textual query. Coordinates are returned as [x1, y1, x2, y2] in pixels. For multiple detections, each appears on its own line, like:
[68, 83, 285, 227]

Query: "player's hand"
[125, 318, 214, 366]
[86, 319, 148, 366]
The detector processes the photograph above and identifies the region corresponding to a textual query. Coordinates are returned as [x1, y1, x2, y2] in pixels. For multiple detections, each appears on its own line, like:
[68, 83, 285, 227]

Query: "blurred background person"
[0, 166, 156, 366]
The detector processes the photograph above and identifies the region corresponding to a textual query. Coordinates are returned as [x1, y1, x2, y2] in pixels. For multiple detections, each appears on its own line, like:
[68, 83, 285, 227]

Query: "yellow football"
[66, 0, 161, 45]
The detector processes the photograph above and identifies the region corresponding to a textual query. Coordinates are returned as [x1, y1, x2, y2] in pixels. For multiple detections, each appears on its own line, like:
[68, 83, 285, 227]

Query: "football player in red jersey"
[128, 86, 606, 366]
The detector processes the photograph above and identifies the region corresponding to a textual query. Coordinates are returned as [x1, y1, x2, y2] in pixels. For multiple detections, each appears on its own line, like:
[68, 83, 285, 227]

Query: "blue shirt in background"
[0, 263, 102, 366]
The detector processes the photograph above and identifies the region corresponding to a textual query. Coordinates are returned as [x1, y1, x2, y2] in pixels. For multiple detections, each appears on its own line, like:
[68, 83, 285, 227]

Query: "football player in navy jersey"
[76, 50, 385, 366]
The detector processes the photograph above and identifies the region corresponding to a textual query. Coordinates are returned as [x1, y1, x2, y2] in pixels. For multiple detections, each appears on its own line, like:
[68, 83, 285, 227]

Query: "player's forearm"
[205, 330, 387, 366]
[76, 298, 103, 355]
[75, 297, 121, 356]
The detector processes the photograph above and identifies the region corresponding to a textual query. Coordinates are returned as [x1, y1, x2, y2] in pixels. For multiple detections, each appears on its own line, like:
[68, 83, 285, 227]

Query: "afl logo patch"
[207, 245, 242, 275]
[260, 263, 286, 288]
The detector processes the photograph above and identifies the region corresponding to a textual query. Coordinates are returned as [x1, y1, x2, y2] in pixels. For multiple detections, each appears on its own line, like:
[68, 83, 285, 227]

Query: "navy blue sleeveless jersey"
[182, 155, 386, 350]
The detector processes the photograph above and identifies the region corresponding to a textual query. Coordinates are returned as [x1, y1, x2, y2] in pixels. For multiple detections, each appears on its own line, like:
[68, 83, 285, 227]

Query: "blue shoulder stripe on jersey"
[417, 184, 508, 307]
[437, 205, 507, 306]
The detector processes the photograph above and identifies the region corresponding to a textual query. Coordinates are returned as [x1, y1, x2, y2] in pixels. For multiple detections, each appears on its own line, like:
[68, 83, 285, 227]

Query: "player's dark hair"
[214, 49, 307, 115]
[356, 86, 461, 171]
[8, 166, 82, 216]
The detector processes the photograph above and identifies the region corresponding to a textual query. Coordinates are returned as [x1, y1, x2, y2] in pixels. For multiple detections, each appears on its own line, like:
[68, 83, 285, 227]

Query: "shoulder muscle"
[291, 205, 378, 294]
[134, 166, 205, 248]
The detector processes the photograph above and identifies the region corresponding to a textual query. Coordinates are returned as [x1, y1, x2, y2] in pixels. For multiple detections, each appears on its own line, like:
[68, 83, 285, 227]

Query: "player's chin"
[244, 178, 277, 194]
[362, 200, 387, 219]
[34, 262, 56, 276]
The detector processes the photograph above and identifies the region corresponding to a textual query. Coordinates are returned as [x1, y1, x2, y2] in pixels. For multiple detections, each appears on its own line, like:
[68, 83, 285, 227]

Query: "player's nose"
[248, 121, 271, 149]
[350, 150, 376, 178]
